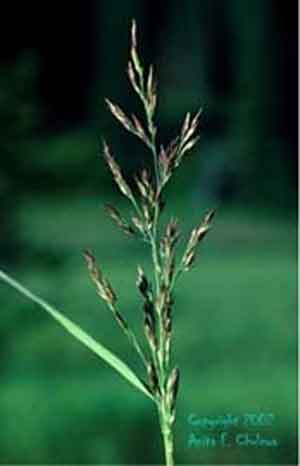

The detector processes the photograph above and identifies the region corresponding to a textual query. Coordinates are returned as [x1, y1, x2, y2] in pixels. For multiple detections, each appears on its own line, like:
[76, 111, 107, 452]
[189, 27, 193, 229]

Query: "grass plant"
[0, 20, 215, 465]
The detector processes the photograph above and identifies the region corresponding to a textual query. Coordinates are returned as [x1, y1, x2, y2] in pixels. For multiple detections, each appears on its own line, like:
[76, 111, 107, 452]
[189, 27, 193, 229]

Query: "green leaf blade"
[0, 270, 153, 402]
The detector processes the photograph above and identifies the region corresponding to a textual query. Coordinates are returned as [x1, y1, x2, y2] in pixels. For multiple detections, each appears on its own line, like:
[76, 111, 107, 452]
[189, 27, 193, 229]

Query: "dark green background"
[0, 1, 297, 464]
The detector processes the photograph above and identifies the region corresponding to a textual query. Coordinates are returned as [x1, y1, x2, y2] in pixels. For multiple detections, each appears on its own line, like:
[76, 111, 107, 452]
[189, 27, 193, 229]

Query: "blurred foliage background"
[0, 1, 297, 464]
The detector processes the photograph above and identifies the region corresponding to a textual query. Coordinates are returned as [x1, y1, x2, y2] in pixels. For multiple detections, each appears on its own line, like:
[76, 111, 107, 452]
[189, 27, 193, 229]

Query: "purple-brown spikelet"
[147, 360, 160, 395]
[182, 208, 216, 271]
[102, 140, 135, 202]
[131, 114, 150, 145]
[167, 367, 180, 413]
[83, 249, 117, 307]
[144, 313, 157, 352]
[105, 98, 133, 132]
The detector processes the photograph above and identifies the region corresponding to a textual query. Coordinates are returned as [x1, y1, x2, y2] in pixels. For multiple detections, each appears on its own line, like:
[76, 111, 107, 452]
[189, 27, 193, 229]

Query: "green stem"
[159, 400, 175, 466]
[142, 88, 176, 466]
[162, 425, 174, 466]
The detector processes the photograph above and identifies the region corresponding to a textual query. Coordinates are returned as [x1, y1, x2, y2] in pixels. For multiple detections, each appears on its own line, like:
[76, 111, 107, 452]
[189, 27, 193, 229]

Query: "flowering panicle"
[0, 17, 217, 466]
[85, 19, 216, 466]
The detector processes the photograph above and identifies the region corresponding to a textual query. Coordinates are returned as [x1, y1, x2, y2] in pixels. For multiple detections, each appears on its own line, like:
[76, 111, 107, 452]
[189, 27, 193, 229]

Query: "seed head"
[167, 367, 180, 412]
[136, 265, 150, 298]
[203, 208, 217, 225]
[143, 299, 155, 322]
[131, 19, 137, 50]
[181, 112, 191, 137]
[182, 250, 195, 271]
[144, 314, 157, 352]
[102, 141, 134, 202]
[164, 316, 172, 334]
[101, 277, 117, 306]
[147, 360, 160, 395]
[166, 218, 180, 247]
[130, 19, 143, 79]
[196, 224, 210, 242]
[160, 224, 177, 259]
[84, 249, 102, 283]
[147, 65, 154, 101]
[131, 114, 150, 146]
[84, 249, 117, 307]
[127, 60, 140, 95]
[146, 65, 157, 115]
[182, 208, 216, 272]
[180, 136, 200, 157]
[135, 169, 155, 201]
[142, 201, 154, 231]
[105, 98, 133, 133]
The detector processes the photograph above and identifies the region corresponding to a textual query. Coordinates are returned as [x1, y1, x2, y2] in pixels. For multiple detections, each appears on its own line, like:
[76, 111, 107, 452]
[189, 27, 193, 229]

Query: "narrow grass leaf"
[0, 270, 154, 401]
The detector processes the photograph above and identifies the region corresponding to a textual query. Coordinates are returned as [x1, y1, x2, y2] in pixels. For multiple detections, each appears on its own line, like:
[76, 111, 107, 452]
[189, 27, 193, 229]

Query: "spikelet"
[144, 313, 157, 352]
[147, 360, 160, 395]
[127, 60, 140, 95]
[146, 64, 157, 115]
[181, 112, 191, 137]
[130, 20, 143, 80]
[83, 249, 117, 307]
[136, 265, 150, 298]
[131, 114, 151, 146]
[167, 367, 180, 413]
[135, 169, 156, 206]
[105, 204, 135, 237]
[83, 250, 131, 334]
[182, 208, 216, 271]
[105, 98, 134, 133]
[102, 141, 135, 202]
